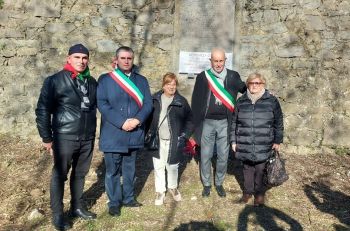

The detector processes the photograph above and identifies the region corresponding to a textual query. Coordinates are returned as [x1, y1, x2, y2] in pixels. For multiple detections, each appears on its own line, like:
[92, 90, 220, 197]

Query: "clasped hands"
[122, 118, 140, 132]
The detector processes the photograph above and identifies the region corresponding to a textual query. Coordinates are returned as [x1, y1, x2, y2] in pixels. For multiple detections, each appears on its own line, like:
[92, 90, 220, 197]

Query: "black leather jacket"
[35, 70, 97, 142]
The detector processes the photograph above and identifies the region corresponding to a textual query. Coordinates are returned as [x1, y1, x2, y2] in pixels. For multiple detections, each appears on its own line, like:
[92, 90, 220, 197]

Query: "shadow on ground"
[174, 221, 224, 231]
[237, 205, 304, 231]
[83, 160, 106, 209]
[304, 181, 350, 230]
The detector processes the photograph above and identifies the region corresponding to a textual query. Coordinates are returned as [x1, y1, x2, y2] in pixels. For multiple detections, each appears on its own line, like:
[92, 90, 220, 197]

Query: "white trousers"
[153, 139, 179, 193]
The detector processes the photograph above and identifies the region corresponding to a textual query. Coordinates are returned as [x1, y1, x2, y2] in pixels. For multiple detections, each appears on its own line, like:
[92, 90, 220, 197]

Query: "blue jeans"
[104, 150, 137, 208]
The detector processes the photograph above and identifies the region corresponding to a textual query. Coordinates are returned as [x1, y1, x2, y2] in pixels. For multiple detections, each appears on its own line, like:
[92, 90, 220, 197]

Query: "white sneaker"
[155, 192, 165, 206]
[168, 188, 182, 202]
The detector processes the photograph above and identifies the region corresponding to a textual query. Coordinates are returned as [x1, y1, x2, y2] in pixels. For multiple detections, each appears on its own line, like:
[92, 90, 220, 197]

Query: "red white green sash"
[205, 69, 235, 112]
[109, 69, 144, 108]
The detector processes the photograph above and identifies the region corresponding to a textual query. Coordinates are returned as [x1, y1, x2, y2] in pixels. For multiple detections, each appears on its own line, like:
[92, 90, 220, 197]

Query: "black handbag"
[144, 131, 159, 150]
[264, 150, 289, 187]
[144, 113, 168, 150]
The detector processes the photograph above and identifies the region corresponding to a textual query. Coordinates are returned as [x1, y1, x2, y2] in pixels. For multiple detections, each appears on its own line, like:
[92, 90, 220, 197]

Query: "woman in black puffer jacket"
[230, 73, 284, 206]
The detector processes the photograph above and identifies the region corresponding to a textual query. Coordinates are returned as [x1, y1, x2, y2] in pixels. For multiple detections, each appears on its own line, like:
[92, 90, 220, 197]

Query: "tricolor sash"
[109, 69, 144, 108]
[205, 69, 235, 112]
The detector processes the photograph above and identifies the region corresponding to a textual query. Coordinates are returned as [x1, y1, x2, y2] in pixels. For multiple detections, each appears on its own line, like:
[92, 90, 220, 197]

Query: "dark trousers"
[242, 161, 266, 196]
[104, 150, 137, 208]
[50, 138, 94, 214]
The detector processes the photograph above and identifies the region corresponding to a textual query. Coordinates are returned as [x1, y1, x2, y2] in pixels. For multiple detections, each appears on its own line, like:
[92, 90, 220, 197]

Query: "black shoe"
[109, 206, 121, 217]
[202, 186, 211, 197]
[215, 185, 226, 197]
[71, 208, 97, 220]
[123, 200, 143, 207]
[52, 214, 71, 231]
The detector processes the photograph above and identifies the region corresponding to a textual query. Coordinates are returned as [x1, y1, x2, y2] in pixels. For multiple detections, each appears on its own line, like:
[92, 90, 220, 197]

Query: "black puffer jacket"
[35, 70, 97, 142]
[147, 91, 193, 164]
[230, 90, 283, 162]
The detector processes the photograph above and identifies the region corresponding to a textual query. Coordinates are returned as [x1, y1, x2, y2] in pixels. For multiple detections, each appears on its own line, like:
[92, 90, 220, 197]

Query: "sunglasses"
[248, 82, 264, 86]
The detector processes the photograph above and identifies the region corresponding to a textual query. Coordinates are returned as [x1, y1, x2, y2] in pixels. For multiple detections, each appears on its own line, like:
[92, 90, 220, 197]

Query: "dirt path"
[0, 135, 349, 230]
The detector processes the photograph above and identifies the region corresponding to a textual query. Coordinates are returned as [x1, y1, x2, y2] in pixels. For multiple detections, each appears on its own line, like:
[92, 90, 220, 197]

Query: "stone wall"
[235, 0, 350, 152]
[0, 0, 175, 138]
[0, 0, 349, 152]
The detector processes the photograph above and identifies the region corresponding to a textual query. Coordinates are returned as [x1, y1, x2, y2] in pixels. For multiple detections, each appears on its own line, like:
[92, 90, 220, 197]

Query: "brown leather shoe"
[239, 194, 252, 204]
[254, 195, 265, 206]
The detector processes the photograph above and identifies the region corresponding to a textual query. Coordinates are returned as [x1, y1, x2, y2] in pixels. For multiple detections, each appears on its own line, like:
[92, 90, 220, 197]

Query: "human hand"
[42, 142, 53, 155]
[122, 118, 140, 131]
[178, 135, 186, 146]
[231, 144, 236, 152]
[272, 143, 280, 151]
[128, 118, 140, 130]
[122, 119, 133, 131]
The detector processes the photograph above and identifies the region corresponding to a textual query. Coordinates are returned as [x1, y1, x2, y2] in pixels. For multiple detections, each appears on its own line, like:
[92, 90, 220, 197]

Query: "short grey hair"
[246, 73, 266, 86]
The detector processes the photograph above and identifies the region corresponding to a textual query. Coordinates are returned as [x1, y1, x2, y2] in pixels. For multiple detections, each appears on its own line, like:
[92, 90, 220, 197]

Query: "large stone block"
[153, 23, 174, 35]
[299, 0, 321, 10]
[275, 45, 305, 58]
[91, 17, 112, 28]
[23, 17, 46, 28]
[13, 39, 40, 48]
[136, 11, 154, 25]
[272, 0, 296, 5]
[17, 47, 40, 56]
[336, 16, 350, 30]
[96, 40, 119, 53]
[90, 0, 114, 5]
[100, 6, 123, 18]
[274, 33, 300, 45]
[0, 28, 24, 39]
[0, 41, 16, 58]
[261, 22, 288, 34]
[263, 10, 280, 23]
[0, 11, 9, 26]
[304, 15, 326, 30]
[323, 115, 350, 147]
[337, 31, 350, 40]
[278, 8, 298, 21]
[244, 11, 263, 23]
[286, 127, 321, 147]
[2, 0, 26, 10]
[153, 0, 174, 9]
[157, 37, 172, 51]
[25, 0, 61, 18]
[46, 23, 75, 34]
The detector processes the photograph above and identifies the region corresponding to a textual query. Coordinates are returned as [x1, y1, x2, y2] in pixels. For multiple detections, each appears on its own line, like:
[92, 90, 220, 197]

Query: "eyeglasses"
[248, 82, 264, 86]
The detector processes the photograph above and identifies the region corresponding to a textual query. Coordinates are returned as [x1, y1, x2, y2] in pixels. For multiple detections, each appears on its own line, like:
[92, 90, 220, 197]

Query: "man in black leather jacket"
[35, 44, 97, 230]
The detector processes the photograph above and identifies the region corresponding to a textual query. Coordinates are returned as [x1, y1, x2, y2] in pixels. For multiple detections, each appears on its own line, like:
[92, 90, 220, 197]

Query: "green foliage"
[86, 220, 97, 231]
[215, 220, 233, 230]
[0, 0, 3, 9]
[0, 43, 6, 50]
[332, 146, 350, 156]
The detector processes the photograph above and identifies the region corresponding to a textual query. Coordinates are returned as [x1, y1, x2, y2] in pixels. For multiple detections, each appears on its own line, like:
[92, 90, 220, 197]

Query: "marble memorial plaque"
[178, 51, 233, 74]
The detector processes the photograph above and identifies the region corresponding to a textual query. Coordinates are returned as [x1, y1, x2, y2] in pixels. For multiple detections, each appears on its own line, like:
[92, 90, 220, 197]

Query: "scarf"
[210, 67, 227, 81]
[247, 88, 266, 104]
[209, 68, 227, 105]
[63, 63, 91, 81]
